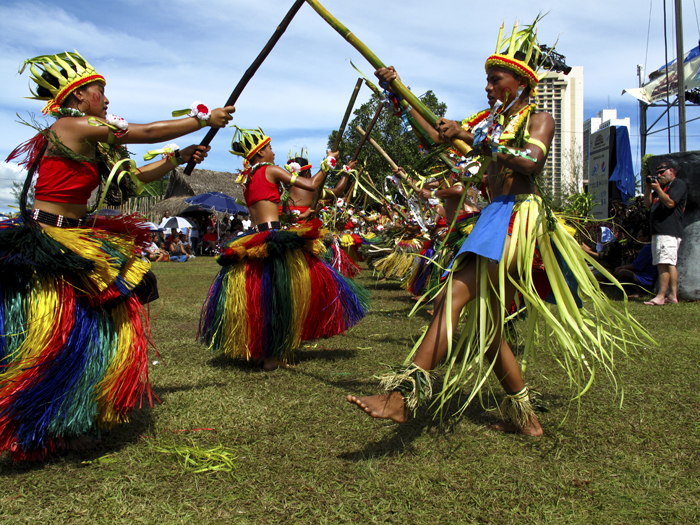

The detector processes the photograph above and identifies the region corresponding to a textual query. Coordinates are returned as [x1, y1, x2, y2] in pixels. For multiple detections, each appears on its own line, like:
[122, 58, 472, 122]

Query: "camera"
[646, 174, 659, 185]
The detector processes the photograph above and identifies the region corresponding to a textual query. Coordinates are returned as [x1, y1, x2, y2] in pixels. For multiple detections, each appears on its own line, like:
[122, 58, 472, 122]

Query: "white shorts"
[652, 235, 682, 265]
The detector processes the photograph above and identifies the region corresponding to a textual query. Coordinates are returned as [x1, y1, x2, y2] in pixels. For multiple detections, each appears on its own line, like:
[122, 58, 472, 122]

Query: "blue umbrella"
[184, 192, 248, 215]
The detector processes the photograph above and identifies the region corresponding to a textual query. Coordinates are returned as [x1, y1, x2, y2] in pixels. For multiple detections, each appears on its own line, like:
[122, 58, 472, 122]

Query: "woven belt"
[32, 208, 87, 228]
[253, 221, 281, 232]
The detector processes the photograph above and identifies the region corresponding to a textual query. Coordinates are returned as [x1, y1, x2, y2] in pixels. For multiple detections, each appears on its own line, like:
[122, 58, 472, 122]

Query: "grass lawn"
[1, 257, 698, 524]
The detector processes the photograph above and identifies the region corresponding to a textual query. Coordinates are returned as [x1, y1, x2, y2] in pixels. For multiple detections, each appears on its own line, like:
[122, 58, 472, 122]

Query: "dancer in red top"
[199, 127, 370, 371]
[1, 51, 234, 460]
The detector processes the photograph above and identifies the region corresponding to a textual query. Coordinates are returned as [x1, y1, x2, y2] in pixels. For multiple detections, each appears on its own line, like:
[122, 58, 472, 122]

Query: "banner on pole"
[624, 45, 700, 104]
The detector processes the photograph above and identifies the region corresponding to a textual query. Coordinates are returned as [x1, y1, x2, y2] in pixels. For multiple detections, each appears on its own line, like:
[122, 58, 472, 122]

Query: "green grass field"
[1, 258, 698, 524]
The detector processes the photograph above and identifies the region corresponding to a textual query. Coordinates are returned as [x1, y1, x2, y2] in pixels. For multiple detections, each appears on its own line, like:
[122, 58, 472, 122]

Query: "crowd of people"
[147, 211, 253, 261]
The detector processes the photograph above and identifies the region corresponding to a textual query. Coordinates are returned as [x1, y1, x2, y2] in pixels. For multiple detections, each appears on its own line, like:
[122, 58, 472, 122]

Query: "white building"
[535, 66, 584, 199]
[583, 109, 631, 184]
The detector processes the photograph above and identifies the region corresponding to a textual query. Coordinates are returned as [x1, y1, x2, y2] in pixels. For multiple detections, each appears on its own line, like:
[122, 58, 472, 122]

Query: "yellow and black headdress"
[19, 51, 106, 115]
[230, 126, 271, 167]
[484, 18, 551, 98]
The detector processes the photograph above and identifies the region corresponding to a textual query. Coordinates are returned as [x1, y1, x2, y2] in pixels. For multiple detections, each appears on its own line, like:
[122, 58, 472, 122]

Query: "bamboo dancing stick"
[184, 0, 306, 175]
[333, 78, 364, 151]
[311, 77, 364, 209]
[305, 0, 471, 158]
[355, 126, 397, 170]
[356, 125, 427, 196]
[351, 100, 384, 162]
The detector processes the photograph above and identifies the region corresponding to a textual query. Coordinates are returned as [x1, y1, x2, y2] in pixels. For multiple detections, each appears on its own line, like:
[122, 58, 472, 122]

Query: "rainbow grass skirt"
[198, 219, 369, 363]
[0, 216, 154, 460]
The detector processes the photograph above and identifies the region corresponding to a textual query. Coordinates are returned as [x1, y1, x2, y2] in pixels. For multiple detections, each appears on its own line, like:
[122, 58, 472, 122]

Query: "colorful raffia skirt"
[399, 194, 654, 415]
[0, 215, 155, 460]
[322, 233, 361, 278]
[339, 233, 364, 264]
[198, 219, 370, 363]
[373, 235, 426, 280]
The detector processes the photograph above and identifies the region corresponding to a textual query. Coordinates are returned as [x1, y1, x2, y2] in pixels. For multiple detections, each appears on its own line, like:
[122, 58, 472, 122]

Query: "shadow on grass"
[336, 388, 567, 460]
[0, 407, 155, 475]
[205, 347, 358, 373]
[151, 382, 229, 397]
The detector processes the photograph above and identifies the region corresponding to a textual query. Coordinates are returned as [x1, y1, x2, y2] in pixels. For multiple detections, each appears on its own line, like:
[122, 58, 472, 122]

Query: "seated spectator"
[581, 226, 622, 276]
[220, 231, 232, 245]
[613, 230, 658, 297]
[169, 232, 189, 262]
[157, 241, 170, 261]
[202, 226, 218, 256]
[144, 233, 165, 262]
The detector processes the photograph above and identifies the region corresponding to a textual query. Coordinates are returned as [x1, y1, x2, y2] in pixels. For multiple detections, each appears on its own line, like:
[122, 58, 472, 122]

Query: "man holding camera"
[643, 161, 687, 305]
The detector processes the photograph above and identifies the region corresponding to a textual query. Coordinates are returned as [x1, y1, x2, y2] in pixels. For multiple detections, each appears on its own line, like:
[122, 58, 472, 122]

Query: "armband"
[289, 173, 299, 186]
[430, 189, 437, 199]
[321, 156, 337, 173]
[172, 101, 211, 127]
[526, 138, 548, 158]
[89, 114, 129, 143]
[144, 143, 180, 163]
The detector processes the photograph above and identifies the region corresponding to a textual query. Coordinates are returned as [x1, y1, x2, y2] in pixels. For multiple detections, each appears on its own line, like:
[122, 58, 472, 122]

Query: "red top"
[34, 156, 100, 204]
[243, 165, 280, 206]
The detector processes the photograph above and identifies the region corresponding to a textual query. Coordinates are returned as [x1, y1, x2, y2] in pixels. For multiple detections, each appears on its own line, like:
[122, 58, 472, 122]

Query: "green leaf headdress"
[19, 51, 106, 115]
[230, 125, 271, 168]
[484, 15, 556, 98]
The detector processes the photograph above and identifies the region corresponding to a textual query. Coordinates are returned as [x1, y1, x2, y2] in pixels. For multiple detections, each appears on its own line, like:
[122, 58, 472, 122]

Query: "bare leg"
[347, 255, 478, 421]
[646, 263, 670, 305]
[667, 265, 679, 303]
[348, 238, 541, 435]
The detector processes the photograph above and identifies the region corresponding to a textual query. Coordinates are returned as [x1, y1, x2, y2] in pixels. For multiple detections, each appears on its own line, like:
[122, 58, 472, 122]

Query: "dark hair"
[657, 160, 677, 172]
[232, 135, 265, 161]
[36, 66, 86, 108]
[290, 156, 311, 175]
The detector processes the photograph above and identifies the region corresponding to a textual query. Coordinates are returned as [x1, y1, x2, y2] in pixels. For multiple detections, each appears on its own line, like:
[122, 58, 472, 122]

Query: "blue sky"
[1, 0, 698, 213]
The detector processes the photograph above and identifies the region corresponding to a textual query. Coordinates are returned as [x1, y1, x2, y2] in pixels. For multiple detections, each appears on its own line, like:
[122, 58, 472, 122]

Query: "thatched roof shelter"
[149, 167, 245, 219]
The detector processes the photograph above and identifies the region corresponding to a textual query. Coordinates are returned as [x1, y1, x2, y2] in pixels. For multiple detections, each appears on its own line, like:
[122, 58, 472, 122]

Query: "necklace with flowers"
[235, 162, 275, 187]
[463, 102, 536, 149]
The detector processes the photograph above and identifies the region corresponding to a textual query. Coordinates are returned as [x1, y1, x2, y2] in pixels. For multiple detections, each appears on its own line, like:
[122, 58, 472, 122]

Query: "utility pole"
[676, 0, 687, 151]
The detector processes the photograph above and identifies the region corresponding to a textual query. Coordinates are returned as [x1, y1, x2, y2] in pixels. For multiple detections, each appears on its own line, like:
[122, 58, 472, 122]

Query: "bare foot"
[263, 357, 280, 371]
[487, 416, 543, 437]
[346, 391, 407, 423]
[644, 299, 665, 306]
[666, 297, 679, 304]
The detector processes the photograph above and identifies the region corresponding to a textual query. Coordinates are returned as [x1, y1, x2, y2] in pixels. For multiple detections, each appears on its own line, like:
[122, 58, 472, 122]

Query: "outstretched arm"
[63, 106, 235, 145]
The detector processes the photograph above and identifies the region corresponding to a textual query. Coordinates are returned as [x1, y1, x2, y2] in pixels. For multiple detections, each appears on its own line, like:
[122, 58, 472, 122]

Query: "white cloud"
[0, 162, 27, 215]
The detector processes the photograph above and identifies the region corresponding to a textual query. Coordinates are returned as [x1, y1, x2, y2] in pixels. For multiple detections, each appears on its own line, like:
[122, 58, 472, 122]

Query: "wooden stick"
[184, 0, 305, 175]
[332, 78, 364, 151]
[355, 125, 422, 193]
[351, 100, 384, 162]
[355, 125, 397, 170]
